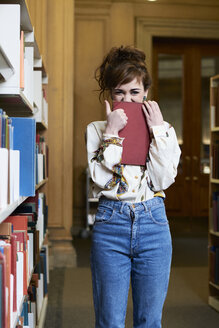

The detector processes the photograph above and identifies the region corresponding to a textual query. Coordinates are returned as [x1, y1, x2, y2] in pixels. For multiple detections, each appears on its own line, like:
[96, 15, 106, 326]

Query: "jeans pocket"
[95, 204, 115, 224]
[149, 203, 169, 225]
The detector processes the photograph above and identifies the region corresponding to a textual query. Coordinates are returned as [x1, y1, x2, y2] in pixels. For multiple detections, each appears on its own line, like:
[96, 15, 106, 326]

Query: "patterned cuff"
[103, 134, 124, 145]
[91, 137, 123, 163]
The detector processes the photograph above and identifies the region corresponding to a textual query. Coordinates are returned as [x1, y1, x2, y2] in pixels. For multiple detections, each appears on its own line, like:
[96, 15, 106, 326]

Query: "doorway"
[153, 38, 219, 217]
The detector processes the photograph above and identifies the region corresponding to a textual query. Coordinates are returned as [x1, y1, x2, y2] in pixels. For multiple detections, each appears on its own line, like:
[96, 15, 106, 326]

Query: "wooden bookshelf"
[0, 44, 15, 81]
[209, 74, 219, 312]
[0, 196, 28, 224]
[36, 178, 48, 191]
[0, 1, 49, 327]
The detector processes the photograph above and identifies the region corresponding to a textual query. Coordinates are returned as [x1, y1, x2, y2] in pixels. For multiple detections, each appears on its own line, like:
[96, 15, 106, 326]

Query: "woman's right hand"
[104, 100, 128, 136]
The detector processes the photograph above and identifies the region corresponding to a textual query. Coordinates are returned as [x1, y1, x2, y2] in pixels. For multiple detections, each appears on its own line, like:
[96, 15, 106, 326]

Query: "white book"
[0, 148, 8, 209]
[37, 154, 44, 183]
[30, 302, 36, 325]
[28, 312, 35, 328]
[0, 5, 20, 93]
[16, 252, 24, 311]
[42, 97, 48, 125]
[34, 70, 42, 113]
[27, 232, 34, 279]
[23, 46, 34, 106]
[211, 105, 215, 129]
[36, 214, 44, 249]
[43, 245, 50, 284]
[9, 149, 20, 204]
[13, 150, 20, 201]
[37, 274, 44, 320]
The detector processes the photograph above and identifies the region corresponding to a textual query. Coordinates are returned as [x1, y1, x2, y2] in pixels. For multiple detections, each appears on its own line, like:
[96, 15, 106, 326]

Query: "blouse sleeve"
[86, 122, 124, 189]
[146, 122, 181, 191]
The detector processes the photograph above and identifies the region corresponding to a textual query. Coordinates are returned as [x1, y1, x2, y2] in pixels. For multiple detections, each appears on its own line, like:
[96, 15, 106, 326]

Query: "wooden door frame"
[136, 17, 219, 92]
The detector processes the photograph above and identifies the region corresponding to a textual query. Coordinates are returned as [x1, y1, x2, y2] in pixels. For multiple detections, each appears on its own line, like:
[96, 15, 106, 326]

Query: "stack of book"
[0, 191, 48, 327]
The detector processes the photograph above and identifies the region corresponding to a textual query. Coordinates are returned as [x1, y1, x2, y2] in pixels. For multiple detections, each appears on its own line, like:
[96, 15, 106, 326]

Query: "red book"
[112, 102, 151, 166]
[0, 252, 6, 328]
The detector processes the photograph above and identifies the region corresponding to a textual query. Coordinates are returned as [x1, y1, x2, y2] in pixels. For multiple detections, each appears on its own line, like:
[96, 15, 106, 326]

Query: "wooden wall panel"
[74, 17, 109, 226]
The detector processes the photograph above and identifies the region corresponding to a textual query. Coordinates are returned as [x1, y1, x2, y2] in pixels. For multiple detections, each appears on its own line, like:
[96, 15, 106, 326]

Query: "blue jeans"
[90, 197, 172, 328]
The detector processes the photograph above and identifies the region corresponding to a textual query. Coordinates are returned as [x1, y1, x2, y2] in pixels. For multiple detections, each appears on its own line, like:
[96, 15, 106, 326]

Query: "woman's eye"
[114, 91, 122, 95]
[131, 91, 139, 95]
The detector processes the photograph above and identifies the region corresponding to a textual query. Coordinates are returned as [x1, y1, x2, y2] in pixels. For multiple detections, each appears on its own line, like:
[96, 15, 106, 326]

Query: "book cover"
[112, 101, 150, 166]
[11, 117, 36, 197]
[0, 252, 6, 328]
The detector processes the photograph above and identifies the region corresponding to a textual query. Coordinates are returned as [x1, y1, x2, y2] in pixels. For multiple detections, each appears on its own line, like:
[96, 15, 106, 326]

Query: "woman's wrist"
[105, 126, 119, 136]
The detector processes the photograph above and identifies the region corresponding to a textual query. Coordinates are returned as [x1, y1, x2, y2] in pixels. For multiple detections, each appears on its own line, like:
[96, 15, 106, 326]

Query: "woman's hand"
[142, 100, 164, 132]
[104, 100, 128, 136]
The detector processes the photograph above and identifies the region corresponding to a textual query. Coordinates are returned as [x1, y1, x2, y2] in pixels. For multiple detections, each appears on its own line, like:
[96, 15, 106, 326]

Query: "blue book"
[11, 117, 36, 196]
[1, 111, 6, 148]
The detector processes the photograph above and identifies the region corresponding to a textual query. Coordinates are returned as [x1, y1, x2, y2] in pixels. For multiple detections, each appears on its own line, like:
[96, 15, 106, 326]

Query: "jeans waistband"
[99, 196, 164, 213]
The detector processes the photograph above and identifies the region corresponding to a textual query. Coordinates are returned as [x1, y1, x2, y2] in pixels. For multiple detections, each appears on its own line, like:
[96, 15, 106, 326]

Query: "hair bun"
[114, 46, 146, 63]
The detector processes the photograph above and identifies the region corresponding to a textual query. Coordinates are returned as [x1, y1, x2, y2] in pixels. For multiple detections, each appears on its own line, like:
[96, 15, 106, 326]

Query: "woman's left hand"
[142, 100, 164, 131]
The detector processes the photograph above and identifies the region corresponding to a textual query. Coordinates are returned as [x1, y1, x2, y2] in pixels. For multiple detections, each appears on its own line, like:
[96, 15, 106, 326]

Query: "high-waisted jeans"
[90, 196, 172, 328]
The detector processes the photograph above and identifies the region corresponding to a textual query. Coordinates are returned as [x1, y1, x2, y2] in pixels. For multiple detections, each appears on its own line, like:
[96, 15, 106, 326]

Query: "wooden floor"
[44, 217, 219, 327]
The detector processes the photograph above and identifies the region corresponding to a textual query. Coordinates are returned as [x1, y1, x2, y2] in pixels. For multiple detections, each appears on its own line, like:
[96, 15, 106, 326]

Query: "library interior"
[0, 0, 219, 327]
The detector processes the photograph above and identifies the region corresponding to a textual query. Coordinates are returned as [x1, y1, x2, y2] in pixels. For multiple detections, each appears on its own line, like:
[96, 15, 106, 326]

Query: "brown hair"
[95, 45, 152, 102]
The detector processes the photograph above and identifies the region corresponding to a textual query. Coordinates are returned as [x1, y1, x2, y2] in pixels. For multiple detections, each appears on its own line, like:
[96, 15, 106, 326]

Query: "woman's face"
[111, 78, 148, 103]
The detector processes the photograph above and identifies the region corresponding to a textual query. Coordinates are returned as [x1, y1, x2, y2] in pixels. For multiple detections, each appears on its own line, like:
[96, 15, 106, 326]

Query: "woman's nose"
[123, 94, 132, 102]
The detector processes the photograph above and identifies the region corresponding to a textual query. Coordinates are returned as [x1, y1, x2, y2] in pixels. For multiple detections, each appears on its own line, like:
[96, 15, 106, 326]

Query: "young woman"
[86, 46, 181, 328]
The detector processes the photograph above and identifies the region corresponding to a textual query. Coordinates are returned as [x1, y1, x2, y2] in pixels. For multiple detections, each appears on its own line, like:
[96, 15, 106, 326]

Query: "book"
[0, 252, 6, 328]
[20, 30, 24, 90]
[0, 148, 8, 209]
[112, 101, 150, 166]
[11, 117, 36, 197]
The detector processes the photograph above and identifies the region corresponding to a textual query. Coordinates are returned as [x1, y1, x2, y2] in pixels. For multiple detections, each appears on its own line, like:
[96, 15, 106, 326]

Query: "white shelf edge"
[210, 178, 219, 184]
[88, 197, 99, 202]
[209, 296, 219, 312]
[35, 178, 48, 191]
[36, 295, 48, 328]
[211, 127, 219, 132]
[0, 44, 15, 81]
[0, 196, 28, 224]
[36, 121, 48, 130]
[209, 229, 219, 237]
[209, 281, 219, 291]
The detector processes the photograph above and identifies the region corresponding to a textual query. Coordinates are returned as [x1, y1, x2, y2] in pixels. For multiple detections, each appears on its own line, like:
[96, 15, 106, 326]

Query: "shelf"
[0, 90, 34, 116]
[211, 127, 219, 132]
[210, 230, 219, 237]
[209, 296, 219, 312]
[210, 178, 219, 184]
[0, 44, 15, 81]
[209, 281, 219, 291]
[36, 121, 48, 131]
[37, 295, 48, 328]
[35, 178, 48, 191]
[7, 0, 33, 32]
[88, 197, 99, 203]
[0, 196, 28, 224]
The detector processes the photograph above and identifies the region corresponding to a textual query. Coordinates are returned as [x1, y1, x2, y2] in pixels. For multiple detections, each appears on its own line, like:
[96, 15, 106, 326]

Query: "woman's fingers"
[105, 100, 112, 117]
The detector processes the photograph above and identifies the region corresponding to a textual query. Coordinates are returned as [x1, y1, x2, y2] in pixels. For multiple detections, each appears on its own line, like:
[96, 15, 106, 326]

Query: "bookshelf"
[0, 1, 49, 327]
[209, 74, 219, 312]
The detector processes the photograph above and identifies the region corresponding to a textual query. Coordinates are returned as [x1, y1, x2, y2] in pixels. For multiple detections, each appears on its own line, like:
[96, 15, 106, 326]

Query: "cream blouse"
[86, 120, 181, 203]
